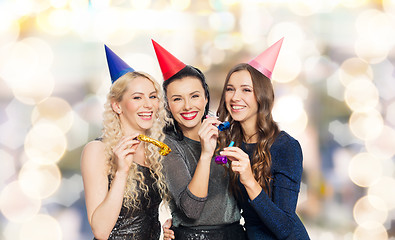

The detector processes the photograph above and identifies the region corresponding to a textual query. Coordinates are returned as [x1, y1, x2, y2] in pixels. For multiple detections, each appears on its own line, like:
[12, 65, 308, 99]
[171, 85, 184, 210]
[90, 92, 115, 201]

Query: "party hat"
[248, 37, 284, 79]
[105, 45, 135, 83]
[152, 39, 186, 81]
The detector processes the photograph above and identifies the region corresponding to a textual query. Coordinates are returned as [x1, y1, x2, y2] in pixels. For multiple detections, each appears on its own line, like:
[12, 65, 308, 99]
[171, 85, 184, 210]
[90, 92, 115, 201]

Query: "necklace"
[244, 131, 259, 143]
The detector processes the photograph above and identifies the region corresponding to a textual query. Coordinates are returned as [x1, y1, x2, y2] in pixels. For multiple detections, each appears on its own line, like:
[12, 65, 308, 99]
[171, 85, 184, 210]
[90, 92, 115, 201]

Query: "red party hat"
[248, 37, 284, 79]
[152, 39, 186, 81]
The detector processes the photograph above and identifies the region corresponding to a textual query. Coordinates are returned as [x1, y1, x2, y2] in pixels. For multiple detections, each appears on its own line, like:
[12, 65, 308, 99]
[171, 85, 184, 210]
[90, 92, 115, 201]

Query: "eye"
[173, 97, 182, 102]
[133, 96, 142, 100]
[192, 94, 200, 98]
[150, 95, 158, 99]
[243, 88, 253, 92]
[226, 87, 234, 92]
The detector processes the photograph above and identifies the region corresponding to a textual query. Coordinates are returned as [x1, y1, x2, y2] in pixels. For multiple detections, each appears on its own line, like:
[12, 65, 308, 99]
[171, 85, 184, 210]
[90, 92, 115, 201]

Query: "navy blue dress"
[238, 131, 310, 240]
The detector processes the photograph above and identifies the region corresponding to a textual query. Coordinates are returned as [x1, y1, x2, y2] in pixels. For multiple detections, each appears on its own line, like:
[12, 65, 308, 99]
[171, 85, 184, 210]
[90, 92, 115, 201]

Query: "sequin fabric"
[239, 131, 310, 240]
[171, 222, 247, 240]
[94, 165, 161, 240]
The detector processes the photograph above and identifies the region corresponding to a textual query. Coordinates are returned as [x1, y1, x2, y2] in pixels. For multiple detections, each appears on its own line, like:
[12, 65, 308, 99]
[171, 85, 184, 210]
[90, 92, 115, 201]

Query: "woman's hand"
[162, 218, 174, 240]
[220, 146, 255, 187]
[198, 117, 221, 159]
[112, 133, 141, 174]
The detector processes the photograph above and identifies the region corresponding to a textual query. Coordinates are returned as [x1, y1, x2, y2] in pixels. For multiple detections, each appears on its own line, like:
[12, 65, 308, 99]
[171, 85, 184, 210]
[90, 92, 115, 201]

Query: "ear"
[111, 101, 122, 114]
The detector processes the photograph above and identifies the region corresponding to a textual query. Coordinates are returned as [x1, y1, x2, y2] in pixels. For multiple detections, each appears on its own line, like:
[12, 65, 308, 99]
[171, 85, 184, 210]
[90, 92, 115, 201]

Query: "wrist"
[200, 152, 213, 162]
[115, 170, 129, 179]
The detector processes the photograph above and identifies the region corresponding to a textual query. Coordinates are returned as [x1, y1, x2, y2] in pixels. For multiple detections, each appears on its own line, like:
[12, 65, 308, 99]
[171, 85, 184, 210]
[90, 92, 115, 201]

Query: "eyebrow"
[131, 91, 157, 96]
[227, 84, 253, 88]
[170, 90, 201, 98]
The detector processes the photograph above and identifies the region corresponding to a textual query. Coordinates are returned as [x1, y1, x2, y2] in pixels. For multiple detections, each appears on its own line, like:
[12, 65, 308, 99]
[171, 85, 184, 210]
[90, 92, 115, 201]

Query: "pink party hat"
[248, 37, 284, 79]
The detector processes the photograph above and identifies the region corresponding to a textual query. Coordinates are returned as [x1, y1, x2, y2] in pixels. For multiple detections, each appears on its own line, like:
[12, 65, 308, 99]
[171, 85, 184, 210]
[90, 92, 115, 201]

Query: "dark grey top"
[163, 133, 241, 227]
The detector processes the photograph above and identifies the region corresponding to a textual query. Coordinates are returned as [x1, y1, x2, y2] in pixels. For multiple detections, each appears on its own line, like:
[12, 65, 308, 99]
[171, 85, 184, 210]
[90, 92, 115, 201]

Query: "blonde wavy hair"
[101, 71, 169, 209]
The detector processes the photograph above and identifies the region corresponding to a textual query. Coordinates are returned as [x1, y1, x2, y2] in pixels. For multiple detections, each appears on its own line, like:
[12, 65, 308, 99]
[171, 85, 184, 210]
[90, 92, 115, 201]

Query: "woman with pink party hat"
[152, 40, 246, 240]
[216, 38, 310, 239]
[81, 45, 169, 240]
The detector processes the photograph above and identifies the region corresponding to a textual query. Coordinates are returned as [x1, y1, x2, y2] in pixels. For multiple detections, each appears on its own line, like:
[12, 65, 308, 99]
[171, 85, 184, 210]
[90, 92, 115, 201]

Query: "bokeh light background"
[1, 0, 395, 239]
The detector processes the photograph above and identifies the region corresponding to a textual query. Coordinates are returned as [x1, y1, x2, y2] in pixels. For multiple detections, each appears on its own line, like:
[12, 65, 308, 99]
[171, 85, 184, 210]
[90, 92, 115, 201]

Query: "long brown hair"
[217, 63, 280, 197]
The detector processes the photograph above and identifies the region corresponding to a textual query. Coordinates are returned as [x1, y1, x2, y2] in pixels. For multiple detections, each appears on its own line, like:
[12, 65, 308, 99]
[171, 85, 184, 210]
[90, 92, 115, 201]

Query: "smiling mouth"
[138, 112, 153, 119]
[231, 105, 245, 111]
[181, 112, 198, 120]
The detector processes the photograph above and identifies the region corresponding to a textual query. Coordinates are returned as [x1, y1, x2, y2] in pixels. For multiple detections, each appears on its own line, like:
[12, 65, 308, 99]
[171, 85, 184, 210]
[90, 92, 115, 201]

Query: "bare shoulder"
[81, 140, 108, 174]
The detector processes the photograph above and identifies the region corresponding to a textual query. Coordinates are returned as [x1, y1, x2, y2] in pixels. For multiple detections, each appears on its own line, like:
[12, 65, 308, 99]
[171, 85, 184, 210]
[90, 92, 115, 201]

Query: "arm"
[163, 118, 220, 219]
[222, 135, 303, 239]
[248, 137, 303, 239]
[81, 135, 140, 239]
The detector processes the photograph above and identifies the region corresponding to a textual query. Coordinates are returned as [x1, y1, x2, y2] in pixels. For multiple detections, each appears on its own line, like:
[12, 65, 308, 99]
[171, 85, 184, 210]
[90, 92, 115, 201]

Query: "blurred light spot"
[349, 110, 383, 140]
[0, 181, 41, 222]
[272, 51, 301, 83]
[383, 0, 395, 14]
[355, 10, 394, 49]
[50, 0, 68, 8]
[355, 37, 389, 64]
[340, 0, 368, 8]
[0, 99, 33, 150]
[90, 0, 111, 9]
[304, 56, 337, 84]
[339, 58, 373, 87]
[353, 222, 388, 240]
[31, 97, 74, 133]
[13, 72, 54, 105]
[66, 112, 89, 151]
[269, 22, 305, 52]
[240, 4, 272, 44]
[130, 0, 151, 9]
[289, 0, 340, 16]
[353, 196, 388, 225]
[209, 11, 235, 32]
[344, 78, 379, 112]
[20, 214, 62, 240]
[171, 0, 191, 11]
[202, 43, 226, 65]
[0, 41, 38, 88]
[51, 174, 84, 207]
[214, 33, 237, 50]
[0, 17, 19, 47]
[36, 9, 71, 35]
[368, 177, 395, 210]
[326, 71, 344, 101]
[365, 126, 395, 159]
[328, 120, 359, 146]
[74, 95, 105, 127]
[19, 161, 61, 199]
[273, 95, 307, 135]
[354, 10, 393, 64]
[24, 122, 67, 164]
[69, 0, 89, 10]
[348, 152, 382, 187]
[3, 222, 22, 240]
[0, 149, 16, 188]
[386, 101, 395, 126]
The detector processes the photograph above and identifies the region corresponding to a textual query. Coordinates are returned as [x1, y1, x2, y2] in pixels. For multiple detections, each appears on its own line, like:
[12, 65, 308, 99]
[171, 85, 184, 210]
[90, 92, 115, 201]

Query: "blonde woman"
[81, 46, 168, 240]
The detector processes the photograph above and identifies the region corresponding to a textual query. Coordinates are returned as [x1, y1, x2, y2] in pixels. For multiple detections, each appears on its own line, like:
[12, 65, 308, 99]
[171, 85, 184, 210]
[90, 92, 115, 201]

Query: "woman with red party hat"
[216, 38, 310, 239]
[81, 45, 169, 240]
[152, 40, 246, 240]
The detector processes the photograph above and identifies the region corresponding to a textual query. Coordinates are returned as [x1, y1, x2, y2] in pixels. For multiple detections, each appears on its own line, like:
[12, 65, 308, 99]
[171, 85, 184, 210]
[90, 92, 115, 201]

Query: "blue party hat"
[104, 45, 135, 83]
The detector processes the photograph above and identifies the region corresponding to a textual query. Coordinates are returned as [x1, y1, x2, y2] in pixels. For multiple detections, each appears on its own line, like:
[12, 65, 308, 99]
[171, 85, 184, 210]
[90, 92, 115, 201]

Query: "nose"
[143, 97, 153, 109]
[231, 89, 241, 101]
[183, 98, 192, 110]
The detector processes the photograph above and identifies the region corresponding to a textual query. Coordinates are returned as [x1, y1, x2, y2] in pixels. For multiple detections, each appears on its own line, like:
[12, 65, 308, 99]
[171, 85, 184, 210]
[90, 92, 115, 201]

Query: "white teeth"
[138, 113, 152, 117]
[232, 106, 244, 110]
[182, 113, 197, 117]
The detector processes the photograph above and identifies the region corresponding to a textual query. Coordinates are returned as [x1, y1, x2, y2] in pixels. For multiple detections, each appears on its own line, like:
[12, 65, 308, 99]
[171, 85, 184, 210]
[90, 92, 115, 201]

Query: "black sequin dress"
[95, 164, 162, 240]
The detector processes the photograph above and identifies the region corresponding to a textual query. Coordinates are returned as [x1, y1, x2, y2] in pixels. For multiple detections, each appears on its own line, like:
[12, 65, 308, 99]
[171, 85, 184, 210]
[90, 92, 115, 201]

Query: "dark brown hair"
[217, 63, 280, 197]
